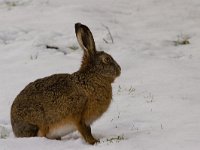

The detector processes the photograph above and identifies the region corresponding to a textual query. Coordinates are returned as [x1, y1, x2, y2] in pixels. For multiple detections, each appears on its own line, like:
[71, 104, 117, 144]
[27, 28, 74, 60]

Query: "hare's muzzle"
[115, 62, 121, 77]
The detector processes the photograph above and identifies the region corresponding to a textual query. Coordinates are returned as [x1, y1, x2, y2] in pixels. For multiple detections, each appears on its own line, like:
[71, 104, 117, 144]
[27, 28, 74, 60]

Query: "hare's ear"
[75, 23, 96, 59]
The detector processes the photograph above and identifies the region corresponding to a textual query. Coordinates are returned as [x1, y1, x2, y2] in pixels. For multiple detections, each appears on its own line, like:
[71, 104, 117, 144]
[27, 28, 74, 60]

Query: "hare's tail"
[11, 120, 39, 137]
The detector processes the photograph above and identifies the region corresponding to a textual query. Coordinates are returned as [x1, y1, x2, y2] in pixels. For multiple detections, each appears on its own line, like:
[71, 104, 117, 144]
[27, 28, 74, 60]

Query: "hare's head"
[75, 23, 121, 82]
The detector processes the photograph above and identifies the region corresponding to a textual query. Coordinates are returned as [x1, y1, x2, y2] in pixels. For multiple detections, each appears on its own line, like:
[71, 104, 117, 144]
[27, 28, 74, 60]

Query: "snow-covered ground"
[1, 0, 200, 149]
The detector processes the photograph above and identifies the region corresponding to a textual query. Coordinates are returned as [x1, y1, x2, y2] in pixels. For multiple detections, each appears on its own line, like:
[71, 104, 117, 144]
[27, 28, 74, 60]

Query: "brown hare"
[11, 23, 121, 145]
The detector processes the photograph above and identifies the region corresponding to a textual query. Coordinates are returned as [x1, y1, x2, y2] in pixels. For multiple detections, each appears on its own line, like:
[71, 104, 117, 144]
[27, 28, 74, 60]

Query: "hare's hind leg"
[12, 120, 39, 137]
[76, 121, 99, 145]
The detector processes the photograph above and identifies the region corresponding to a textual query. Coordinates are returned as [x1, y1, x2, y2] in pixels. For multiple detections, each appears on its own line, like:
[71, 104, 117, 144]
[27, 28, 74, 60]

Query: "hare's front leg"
[77, 121, 99, 145]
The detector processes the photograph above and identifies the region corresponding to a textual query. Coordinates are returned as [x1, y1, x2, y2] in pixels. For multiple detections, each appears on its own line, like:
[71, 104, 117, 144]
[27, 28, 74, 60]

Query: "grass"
[173, 34, 190, 46]
[68, 45, 79, 51]
[117, 85, 135, 96]
[101, 135, 125, 144]
[106, 135, 125, 143]
[0, 126, 9, 139]
[144, 92, 154, 103]
[5, 1, 17, 7]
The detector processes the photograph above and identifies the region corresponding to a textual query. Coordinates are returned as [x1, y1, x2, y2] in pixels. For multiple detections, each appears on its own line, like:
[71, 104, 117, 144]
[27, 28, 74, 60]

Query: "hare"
[11, 23, 121, 145]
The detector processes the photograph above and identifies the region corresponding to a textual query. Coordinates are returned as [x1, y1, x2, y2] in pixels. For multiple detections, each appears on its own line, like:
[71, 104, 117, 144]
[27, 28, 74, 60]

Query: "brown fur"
[11, 23, 121, 145]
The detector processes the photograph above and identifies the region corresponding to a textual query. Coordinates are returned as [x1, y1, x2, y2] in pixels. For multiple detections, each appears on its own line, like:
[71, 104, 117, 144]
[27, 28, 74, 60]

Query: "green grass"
[173, 34, 190, 46]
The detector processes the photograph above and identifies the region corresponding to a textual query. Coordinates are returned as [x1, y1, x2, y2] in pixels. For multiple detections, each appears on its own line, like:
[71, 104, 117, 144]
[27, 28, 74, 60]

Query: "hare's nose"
[116, 63, 121, 71]
[115, 62, 121, 76]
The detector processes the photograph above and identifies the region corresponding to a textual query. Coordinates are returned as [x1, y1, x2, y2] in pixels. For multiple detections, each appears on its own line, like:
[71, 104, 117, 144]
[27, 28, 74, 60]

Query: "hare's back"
[20, 73, 75, 96]
[13, 73, 78, 109]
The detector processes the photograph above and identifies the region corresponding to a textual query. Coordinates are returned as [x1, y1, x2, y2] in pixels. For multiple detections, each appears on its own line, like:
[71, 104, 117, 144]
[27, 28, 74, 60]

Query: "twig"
[103, 38, 109, 44]
[161, 124, 164, 130]
[46, 45, 59, 50]
[102, 24, 114, 44]
[46, 45, 67, 55]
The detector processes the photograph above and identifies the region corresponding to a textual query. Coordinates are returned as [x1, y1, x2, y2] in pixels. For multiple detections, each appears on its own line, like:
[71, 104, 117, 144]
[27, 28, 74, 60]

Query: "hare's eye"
[102, 56, 111, 64]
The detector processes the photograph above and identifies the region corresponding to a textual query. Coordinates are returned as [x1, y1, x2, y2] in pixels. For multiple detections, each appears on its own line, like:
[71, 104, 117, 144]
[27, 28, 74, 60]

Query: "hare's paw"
[87, 137, 99, 145]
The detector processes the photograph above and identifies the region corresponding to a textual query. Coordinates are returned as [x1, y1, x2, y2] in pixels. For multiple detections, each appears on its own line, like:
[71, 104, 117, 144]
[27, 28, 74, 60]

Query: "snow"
[1, 0, 200, 149]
